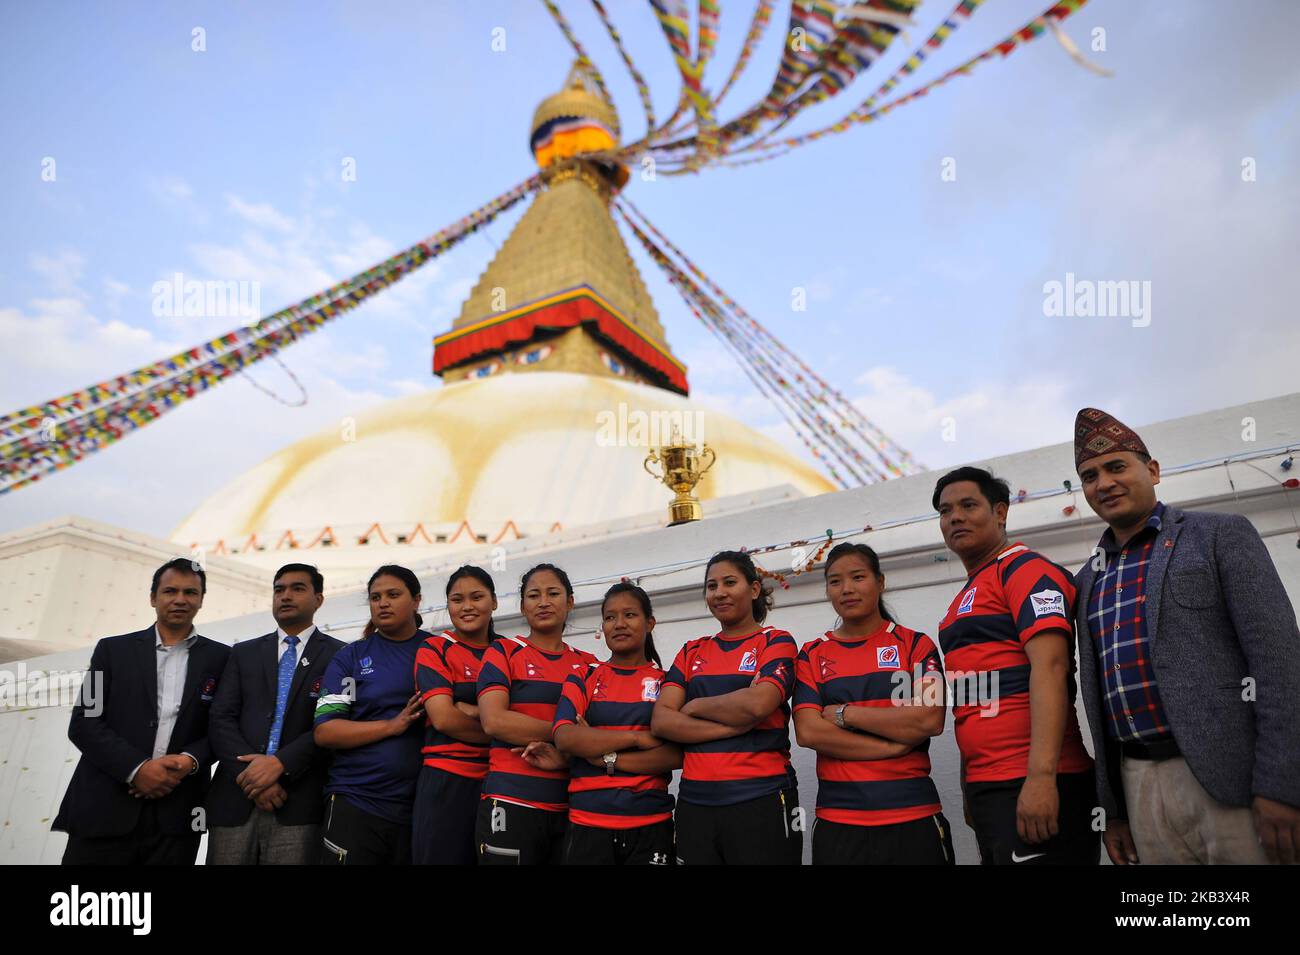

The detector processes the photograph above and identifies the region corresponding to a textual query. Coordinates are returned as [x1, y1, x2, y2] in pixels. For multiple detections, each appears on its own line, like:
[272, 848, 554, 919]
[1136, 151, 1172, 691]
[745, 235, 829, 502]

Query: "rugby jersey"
[314, 630, 426, 824]
[937, 542, 1093, 783]
[663, 626, 798, 807]
[553, 662, 674, 830]
[794, 622, 945, 826]
[477, 636, 600, 811]
[414, 629, 492, 779]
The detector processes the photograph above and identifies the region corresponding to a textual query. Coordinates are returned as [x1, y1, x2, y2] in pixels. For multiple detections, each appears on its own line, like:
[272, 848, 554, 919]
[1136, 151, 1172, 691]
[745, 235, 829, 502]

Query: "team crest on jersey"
[592, 675, 609, 700]
[876, 646, 901, 669]
[463, 664, 474, 679]
[525, 661, 539, 678]
[691, 654, 708, 673]
[819, 655, 837, 680]
[641, 677, 661, 701]
[359, 656, 375, 676]
[957, 588, 977, 615]
[738, 650, 758, 673]
[1030, 589, 1065, 618]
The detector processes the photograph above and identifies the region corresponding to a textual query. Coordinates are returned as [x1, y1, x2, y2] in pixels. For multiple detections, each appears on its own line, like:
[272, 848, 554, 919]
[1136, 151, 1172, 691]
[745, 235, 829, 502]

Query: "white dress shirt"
[127, 625, 200, 784]
[276, 624, 315, 669]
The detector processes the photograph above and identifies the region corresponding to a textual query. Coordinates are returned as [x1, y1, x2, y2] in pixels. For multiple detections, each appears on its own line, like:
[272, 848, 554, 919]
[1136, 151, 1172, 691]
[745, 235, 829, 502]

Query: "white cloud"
[149, 176, 193, 203]
[848, 366, 1075, 472]
[224, 194, 296, 233]
[29, 249, 86, 298]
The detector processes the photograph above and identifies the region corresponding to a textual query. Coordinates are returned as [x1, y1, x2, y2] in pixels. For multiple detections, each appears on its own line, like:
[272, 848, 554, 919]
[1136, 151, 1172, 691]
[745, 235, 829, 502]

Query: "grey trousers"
[1121, 755, 1271, 865]
[207, 809, 320, 865]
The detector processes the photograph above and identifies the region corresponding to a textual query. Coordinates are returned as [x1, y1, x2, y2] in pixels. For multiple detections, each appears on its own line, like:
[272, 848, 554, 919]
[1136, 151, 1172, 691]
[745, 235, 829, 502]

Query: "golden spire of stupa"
[433, 62, 688, 395]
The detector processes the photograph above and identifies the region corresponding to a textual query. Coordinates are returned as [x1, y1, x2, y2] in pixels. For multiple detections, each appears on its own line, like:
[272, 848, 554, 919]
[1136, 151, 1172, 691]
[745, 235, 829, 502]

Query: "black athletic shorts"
[412, 766, 482, 865]
[562, 819, 675, 865]
[812, 812, 956, 865]
[966, 769, 1100, 865]
[475, 796, 568, 865]
[675, 787, 802, 865]
[320, 793, 412, 866]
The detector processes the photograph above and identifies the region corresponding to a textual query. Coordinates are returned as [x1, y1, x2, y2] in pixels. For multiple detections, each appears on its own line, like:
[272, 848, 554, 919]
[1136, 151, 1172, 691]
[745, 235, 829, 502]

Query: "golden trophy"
[644, 433, 716, 526]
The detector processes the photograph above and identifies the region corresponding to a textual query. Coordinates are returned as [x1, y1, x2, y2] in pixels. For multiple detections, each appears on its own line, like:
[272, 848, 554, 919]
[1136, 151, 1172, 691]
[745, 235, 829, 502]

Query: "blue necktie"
[267, 634, 300, 755]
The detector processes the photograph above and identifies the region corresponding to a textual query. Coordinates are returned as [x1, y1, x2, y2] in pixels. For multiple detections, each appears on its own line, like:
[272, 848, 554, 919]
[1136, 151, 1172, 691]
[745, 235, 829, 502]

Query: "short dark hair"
[274, 562, 323, 594]
[448, 564, 496, 598]
[365, 564, 423, 637]
[931, 466, 1011, 512]
[520, 563, 573, 599]
[151, 557, 206, 596]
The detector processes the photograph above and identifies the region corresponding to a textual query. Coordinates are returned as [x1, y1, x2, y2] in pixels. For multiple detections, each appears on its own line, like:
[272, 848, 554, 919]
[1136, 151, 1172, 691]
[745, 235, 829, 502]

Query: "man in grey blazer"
[1072, 407, 1300, 865]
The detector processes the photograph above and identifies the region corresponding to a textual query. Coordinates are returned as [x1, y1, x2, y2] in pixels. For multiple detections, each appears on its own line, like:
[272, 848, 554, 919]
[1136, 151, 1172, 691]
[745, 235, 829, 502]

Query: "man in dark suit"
[1072, 407, 1300, 865]
[206, 562, 343, 864]
[53, 557, 230, 865]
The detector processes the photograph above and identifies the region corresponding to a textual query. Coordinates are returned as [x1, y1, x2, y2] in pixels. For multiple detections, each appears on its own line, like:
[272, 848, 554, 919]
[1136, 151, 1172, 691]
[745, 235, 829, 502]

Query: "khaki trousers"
[1120, 755, 1271, 864]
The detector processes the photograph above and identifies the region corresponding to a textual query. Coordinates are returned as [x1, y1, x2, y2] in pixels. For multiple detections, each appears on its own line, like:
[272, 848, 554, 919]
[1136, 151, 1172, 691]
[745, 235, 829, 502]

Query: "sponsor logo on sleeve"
[1030, 589, 1066, 618]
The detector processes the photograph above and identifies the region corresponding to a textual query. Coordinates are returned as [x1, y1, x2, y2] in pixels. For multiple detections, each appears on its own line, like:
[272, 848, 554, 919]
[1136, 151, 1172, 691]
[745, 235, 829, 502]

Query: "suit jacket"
[205, 627, 344, 827]
[52, 628, 231, 838]
[1074, 504, 1300, 819]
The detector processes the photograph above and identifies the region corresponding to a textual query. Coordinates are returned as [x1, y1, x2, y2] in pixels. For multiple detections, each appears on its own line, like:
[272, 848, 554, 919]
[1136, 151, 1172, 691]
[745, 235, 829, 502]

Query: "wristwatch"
[603, 752, 618, 775]
[834, 704, 849, 730]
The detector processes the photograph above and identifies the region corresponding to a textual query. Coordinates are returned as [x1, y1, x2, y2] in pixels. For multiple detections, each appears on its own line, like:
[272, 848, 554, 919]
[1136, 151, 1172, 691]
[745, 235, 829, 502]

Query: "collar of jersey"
[964, 541, 1028, 584]
[711, 627, 767, 648]
[509, 634, 570, 658]
[441, 628, 492, 651]
[824, 620, 896, 647]
[608, 662, 662, 675]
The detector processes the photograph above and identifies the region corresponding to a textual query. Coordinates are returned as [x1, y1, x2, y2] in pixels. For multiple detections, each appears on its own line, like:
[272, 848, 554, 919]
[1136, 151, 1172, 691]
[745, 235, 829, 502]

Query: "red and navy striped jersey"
[794, 622, 945, 826]
[663, 626, 798, 807]
[414, 630, 491, 779]
[553, 662, 674, 830]
[937, 542, 1093, 783]
[477, 636, 600, 811]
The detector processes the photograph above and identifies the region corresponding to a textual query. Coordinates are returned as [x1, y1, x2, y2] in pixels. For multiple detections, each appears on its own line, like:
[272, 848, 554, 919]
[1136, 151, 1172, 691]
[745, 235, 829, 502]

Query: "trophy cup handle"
[698, 444, 717, 476]
[644, 450, 662, 480]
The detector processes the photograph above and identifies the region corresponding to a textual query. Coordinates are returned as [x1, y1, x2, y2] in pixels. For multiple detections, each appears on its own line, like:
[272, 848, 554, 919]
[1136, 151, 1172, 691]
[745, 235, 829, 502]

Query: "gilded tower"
[433, 64, 688, 395]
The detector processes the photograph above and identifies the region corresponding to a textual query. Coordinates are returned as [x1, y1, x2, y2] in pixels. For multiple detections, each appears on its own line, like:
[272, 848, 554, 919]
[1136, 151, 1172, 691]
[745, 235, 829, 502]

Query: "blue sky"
[2, 0, 1298, 537]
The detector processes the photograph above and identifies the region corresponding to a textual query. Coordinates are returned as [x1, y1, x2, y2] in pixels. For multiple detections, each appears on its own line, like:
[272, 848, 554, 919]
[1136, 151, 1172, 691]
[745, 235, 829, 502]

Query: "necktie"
[267, 635, 300, 755]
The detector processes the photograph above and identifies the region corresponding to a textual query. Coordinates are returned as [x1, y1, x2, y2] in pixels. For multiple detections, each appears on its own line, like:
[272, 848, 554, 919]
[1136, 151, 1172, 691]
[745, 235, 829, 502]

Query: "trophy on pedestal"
[644, 431, 716, 526]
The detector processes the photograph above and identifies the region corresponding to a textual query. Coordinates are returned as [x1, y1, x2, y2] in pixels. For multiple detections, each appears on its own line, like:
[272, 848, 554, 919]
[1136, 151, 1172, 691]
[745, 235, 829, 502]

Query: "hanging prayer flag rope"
[0, 175, 542, 493]
[737, 0, 1089, 156]
[618, 196, 921, 479]
[540, 0, 620, 136]
[590, 0, 656, 135]
[616, 196, 922, 486]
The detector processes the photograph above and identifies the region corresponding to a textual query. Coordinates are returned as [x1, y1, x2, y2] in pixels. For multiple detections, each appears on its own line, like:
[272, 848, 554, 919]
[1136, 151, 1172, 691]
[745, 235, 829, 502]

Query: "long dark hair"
[704, 550, 774, 625]
[446, 564, 499, 640]
[365, 564, 423, 636]
[824, 542, 895, 623]
[601, 581, 661, 668]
